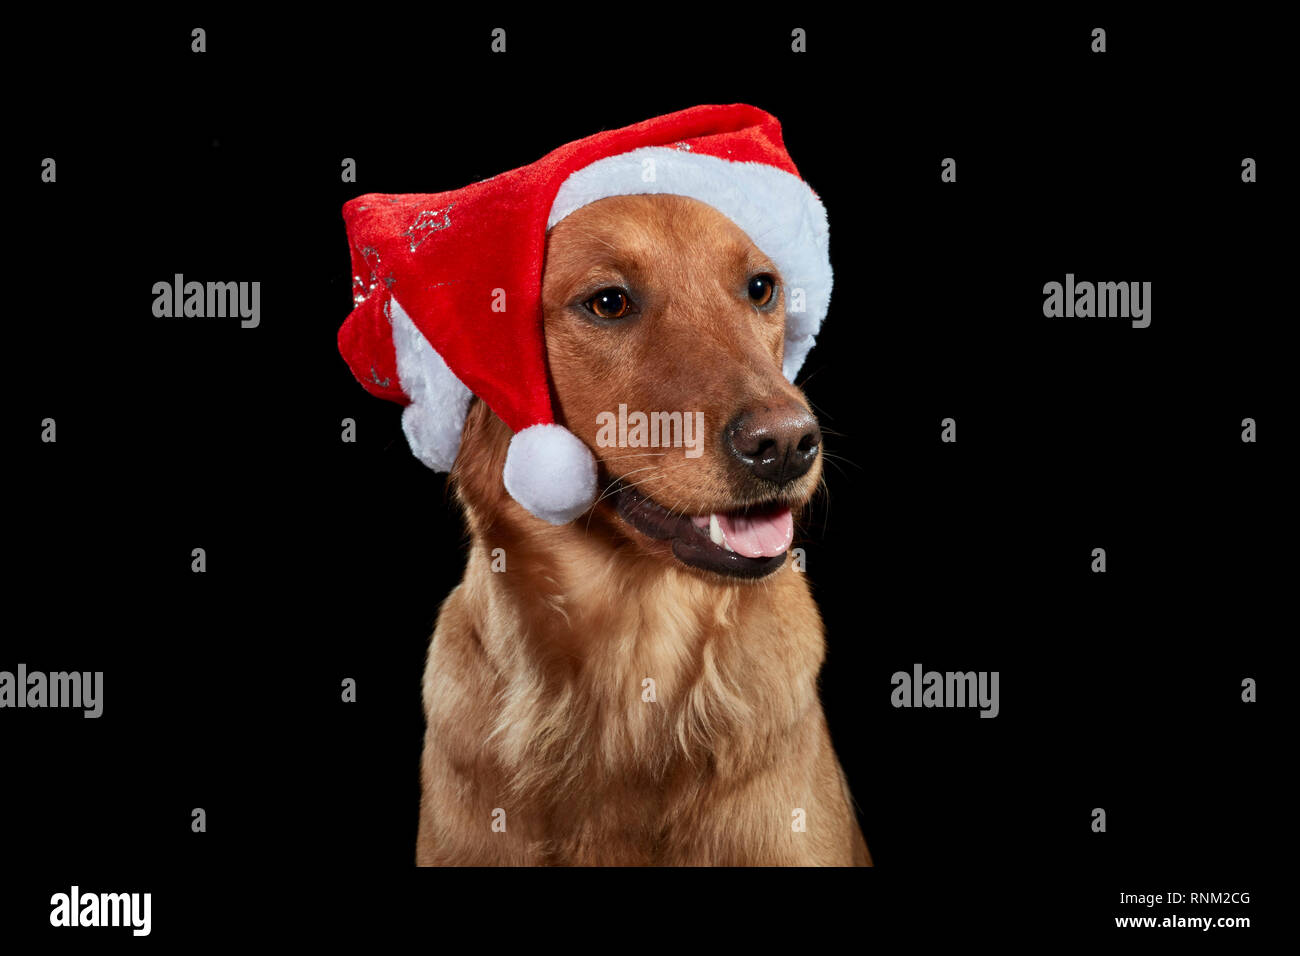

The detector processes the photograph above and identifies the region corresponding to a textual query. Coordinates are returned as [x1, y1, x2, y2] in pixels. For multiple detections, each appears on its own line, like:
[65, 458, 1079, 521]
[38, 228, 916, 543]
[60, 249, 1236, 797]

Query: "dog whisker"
[614, 460, 695, 492]
[584, 467, 657, 533]
[583, 474, 647, 533]
[598, 452, 669, 461]
[583, 459, 702, 533]
[819, 451, 860, 471]
[816, 471, 831, 536]
[796, 364, 826, 389]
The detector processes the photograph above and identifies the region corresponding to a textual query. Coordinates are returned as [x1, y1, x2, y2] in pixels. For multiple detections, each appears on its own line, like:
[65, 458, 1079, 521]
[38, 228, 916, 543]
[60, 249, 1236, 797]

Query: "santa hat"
[338, 103, 831, 525]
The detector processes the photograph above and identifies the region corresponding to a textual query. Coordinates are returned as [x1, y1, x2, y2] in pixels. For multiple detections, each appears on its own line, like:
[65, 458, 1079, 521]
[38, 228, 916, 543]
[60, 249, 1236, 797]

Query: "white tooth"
[709, 514, 733, 551]
[709, 513, 726, 547]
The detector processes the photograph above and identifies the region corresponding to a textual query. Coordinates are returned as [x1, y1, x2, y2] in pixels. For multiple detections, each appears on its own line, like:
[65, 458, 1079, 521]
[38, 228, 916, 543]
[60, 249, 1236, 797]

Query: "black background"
[7, 10, 1282, 944]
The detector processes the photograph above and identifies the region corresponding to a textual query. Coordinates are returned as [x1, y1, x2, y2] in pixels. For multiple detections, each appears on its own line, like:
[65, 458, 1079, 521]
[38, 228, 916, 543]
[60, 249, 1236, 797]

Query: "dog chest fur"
[415, 491, 865, 865]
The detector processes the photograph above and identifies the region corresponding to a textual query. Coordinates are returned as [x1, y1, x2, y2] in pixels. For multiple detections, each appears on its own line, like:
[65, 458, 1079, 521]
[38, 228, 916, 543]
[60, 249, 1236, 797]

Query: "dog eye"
[585, 287, 634, 320]
[747, 274, 777, 308]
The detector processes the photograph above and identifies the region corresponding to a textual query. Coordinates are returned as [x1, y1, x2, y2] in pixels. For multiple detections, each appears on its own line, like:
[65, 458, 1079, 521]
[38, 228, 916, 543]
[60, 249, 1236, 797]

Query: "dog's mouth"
[612, 482, 793, 579]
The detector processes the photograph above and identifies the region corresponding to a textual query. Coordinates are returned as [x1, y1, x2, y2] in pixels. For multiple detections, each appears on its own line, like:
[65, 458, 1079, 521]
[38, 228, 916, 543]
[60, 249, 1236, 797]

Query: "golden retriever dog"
[415, 193, 870, 866]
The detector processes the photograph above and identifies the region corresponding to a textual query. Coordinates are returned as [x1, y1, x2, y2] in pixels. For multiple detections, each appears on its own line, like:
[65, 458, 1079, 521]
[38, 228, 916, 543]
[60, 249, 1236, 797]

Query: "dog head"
[537, 194, 823, 579]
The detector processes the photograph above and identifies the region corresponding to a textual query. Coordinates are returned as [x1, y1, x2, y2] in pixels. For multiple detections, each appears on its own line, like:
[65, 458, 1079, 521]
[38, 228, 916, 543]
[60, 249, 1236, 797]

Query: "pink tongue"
[716, 508, 794, 558]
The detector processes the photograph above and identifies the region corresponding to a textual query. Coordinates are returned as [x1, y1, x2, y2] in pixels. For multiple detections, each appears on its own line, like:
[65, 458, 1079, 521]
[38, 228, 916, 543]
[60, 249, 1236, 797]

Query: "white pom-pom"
[503, 424, 598, 525]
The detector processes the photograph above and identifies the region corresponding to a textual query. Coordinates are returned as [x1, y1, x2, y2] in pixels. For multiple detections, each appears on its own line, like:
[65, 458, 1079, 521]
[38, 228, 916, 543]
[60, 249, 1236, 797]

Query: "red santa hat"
[338, 103, 831, 525]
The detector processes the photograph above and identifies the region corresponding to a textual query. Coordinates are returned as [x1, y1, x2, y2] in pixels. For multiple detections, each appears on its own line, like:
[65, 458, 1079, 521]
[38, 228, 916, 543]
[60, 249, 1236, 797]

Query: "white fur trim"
[389, 296, 473, 472]
[503, 424, 598, 525]
[548, 146, 831, 381]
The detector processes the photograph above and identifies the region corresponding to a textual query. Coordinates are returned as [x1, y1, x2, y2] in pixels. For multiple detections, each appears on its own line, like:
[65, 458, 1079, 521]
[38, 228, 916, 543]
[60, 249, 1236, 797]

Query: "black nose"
[724, 404, 821, 486]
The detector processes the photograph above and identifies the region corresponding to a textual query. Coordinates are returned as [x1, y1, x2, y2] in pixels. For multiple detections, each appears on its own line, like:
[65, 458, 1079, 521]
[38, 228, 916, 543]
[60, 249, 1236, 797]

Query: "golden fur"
[415, 195, 869, 865]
